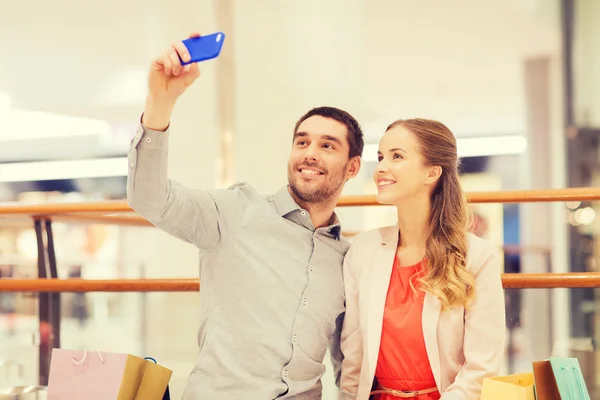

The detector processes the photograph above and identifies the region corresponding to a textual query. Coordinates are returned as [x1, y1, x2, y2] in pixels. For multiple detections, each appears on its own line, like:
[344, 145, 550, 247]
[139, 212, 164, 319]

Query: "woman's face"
[373, 125, 438, 205]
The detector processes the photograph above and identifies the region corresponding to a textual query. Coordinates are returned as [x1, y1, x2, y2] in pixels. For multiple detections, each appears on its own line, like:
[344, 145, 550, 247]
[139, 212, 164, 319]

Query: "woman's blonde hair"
[387, 118, 475, 310]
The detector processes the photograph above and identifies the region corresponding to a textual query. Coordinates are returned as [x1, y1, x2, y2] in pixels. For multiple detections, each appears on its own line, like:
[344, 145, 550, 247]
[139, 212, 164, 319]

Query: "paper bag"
[47, 348, 172, 400]
[481, 372, 535, 400]
[549, 357, 591, 400]
[533, 360, 561, 400]
[135, 357, 172, 400]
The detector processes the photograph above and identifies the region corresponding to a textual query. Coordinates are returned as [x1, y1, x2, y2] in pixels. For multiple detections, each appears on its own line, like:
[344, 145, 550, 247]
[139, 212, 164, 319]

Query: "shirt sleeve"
[127, 123, 243, 250]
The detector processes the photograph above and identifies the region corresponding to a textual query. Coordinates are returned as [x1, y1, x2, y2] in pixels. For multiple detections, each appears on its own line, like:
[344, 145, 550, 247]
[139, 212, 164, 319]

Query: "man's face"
[288, 115, 359, 205]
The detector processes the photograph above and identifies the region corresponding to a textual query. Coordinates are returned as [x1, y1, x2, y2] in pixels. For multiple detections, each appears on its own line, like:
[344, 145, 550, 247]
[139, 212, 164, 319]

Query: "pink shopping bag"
[47, 348, 171, 400]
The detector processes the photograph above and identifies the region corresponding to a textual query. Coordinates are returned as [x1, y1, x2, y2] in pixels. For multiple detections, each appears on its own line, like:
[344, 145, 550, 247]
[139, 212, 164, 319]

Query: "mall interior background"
[2, 0, 600, 398]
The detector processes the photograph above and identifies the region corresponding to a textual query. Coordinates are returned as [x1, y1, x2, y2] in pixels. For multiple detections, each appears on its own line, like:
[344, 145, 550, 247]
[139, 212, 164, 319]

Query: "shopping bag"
[480, 372, 535, 400]
[136, 357, 172, 400]
[533, 360, 561, 400]
[548, 357, 591, 400]
[47, 348, 172, 400]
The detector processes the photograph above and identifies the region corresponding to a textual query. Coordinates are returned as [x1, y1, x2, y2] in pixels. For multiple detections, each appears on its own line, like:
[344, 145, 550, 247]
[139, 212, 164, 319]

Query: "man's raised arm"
[127, 33, 234, 250]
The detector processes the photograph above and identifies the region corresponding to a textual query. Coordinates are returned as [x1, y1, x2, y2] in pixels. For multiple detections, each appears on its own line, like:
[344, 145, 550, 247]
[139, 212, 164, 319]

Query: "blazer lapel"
[422, 293, 442, 390]
[367, 225, 398, 375]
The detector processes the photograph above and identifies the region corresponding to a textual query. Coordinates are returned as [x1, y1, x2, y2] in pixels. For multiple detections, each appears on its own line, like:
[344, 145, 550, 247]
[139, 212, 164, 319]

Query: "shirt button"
[292, 334, 297, 342]
[301, 211, 307, 216]
[284, 369, 289, 377]
[129, 163, 135, 169]
[302, 298, 307, 305]
[309, 265, 315, 271]
[145, 137, 151, 143]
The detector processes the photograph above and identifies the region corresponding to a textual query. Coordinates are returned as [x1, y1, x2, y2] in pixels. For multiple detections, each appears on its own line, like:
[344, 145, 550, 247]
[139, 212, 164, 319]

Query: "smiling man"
[127, 34, 364, 400]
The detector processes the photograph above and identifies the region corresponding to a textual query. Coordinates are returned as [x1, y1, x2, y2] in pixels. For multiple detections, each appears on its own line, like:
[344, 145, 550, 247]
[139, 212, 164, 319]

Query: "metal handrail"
[1, 273, 600, 291]
[0, 187, 598, 218]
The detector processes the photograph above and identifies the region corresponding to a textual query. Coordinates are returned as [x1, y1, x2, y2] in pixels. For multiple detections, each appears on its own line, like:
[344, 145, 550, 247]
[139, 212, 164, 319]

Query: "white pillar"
[232, 2, 366, 398]
[516, 0, 569, 366]
[520, 57, 555, 366]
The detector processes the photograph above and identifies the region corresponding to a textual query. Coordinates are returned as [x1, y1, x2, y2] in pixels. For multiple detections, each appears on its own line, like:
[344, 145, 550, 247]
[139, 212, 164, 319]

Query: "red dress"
[372, 257, 441, 400]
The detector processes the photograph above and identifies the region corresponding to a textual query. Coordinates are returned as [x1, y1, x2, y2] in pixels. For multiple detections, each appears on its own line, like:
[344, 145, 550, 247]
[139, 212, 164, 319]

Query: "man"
[127, 33, 364, 399]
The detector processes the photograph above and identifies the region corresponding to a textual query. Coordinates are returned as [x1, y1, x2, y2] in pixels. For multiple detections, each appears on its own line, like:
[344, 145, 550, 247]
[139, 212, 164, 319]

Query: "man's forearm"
[142, 97, 175, 132]
[127, 124, 171, 210]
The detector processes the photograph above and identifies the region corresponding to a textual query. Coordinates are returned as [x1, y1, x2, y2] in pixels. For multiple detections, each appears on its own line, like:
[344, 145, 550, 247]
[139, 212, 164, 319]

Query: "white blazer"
[339, 225, 506, 400]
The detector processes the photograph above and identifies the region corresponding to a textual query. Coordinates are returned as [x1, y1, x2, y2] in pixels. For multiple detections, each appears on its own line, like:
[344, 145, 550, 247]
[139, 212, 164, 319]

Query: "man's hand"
[142, 32, 202, 131]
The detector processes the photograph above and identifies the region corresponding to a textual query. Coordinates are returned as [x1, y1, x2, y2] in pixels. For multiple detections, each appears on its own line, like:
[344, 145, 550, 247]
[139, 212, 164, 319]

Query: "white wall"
[361, 0, 559, 141]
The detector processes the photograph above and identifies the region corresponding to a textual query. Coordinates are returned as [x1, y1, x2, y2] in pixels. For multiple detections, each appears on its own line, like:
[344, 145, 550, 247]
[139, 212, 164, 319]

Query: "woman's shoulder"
[351, 225, 396, 247]
[344, 226, 395, 277]
[466, 232, 500, 273]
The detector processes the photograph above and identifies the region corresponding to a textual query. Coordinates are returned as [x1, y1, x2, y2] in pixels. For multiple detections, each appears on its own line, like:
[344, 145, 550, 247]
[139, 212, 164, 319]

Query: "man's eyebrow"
[294, 131, 342, 142]
[322, 135, 343, 145]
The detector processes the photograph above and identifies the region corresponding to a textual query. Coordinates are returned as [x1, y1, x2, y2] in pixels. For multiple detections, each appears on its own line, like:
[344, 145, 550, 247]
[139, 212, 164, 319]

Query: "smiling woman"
[375, 118, 474, 309]
[340, 118, 506, 400]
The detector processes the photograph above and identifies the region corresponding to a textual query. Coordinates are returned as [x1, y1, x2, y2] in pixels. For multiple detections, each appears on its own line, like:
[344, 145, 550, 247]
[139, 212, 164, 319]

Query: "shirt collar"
[327, 214, 342, 239]
[271, 186, 342, 240]
[272, 186, 301, 217]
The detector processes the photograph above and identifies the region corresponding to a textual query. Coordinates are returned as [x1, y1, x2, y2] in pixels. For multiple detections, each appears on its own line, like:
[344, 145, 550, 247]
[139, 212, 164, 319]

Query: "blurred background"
[1, 0, 600, 398]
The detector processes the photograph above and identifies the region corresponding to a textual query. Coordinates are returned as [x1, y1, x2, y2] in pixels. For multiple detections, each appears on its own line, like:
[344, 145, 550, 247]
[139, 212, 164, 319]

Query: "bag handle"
[572, 367, 587, 399]
[71, 350, 105, 365]
[561, 366, 578, 400]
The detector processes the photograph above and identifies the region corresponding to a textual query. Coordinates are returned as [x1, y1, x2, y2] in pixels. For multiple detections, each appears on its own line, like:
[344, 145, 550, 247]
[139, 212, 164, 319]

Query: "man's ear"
[346, 156, 361, 180]
[425, 165, 442, 185]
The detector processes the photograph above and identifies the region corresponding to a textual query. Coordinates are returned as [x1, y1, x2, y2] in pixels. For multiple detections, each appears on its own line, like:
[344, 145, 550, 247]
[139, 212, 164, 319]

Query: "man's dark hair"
[293, 106, 364, 159]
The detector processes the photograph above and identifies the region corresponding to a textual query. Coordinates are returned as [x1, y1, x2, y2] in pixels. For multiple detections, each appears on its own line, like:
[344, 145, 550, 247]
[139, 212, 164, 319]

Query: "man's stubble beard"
[288, 170, 346, 206]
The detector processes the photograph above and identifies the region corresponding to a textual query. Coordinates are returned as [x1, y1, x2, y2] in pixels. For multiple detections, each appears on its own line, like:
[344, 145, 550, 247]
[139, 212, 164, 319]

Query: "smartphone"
[180, 32, 226, 65]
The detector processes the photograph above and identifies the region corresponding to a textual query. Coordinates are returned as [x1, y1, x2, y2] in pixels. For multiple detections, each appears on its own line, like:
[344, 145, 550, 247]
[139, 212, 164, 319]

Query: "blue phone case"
[180, 32, 226, 65]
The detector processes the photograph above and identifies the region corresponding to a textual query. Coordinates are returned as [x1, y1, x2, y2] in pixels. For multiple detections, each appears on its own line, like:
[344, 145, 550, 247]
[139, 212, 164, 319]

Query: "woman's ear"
[425, 165, 442, 185]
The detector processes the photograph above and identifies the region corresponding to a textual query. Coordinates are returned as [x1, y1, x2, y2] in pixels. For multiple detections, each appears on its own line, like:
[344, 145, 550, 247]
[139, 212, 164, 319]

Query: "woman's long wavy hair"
[386, 118, 475, 310]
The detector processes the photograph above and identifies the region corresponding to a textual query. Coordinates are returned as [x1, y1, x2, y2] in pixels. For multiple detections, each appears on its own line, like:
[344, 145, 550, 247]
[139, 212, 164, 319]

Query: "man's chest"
[211, 212, 345, 319]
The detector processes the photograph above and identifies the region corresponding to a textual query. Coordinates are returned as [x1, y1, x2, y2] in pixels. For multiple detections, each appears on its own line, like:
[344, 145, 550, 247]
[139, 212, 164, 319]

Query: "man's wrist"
[142, 97, 175, 131]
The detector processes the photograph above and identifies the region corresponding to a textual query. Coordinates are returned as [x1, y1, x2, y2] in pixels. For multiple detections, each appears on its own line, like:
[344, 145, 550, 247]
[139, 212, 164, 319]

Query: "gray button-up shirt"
[127, 124, 350, 399]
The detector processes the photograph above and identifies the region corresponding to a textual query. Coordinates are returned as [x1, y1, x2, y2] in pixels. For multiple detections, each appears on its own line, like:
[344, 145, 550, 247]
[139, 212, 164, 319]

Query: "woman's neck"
[396, 192, 431, 249]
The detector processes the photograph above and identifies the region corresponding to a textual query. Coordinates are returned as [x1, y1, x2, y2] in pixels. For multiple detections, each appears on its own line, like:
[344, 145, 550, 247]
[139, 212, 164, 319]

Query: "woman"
[339, 119, 505, 400]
